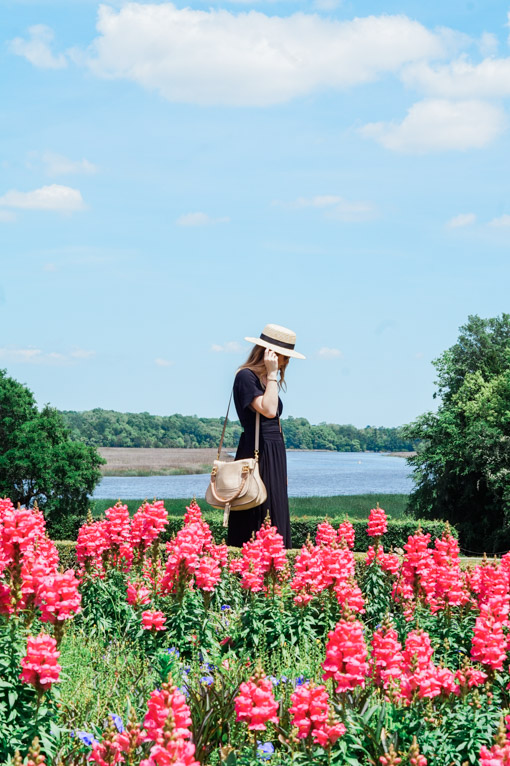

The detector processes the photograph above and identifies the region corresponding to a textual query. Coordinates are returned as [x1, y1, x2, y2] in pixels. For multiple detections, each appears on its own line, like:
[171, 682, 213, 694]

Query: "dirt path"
[98, 447, 234, 476]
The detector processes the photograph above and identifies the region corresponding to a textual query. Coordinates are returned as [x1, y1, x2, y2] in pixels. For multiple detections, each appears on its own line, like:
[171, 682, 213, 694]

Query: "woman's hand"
[264, 348, 279, 375]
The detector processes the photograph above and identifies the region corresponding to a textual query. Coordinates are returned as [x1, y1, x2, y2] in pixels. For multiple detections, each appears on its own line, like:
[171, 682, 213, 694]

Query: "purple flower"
[200, 675, 214, 686]
[110, 714, 124, 733]
[77, 731, 97, 747]
[257, 742, 275, 760]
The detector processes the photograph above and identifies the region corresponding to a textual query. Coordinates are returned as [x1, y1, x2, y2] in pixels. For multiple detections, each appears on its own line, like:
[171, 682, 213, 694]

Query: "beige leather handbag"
[206, 392, 267, 527]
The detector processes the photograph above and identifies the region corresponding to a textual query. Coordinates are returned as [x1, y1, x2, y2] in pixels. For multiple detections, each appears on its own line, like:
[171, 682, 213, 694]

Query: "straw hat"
[245, 324, 305, 359]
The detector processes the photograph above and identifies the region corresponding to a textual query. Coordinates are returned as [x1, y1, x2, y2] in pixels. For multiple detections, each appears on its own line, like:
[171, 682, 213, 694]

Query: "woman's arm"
[251, 348, 279, 419]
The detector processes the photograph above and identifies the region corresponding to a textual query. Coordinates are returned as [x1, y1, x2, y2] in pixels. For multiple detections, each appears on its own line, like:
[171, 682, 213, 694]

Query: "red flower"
[130, 501, 169, 552]
[371, 623, 403, 689]
[235, 669, 279, 731]
[337, 520, 355, 549]
[127, 581, 151, 606]
[142, 610, 167, 631]
[367, 506, 387, 537]
[20, 633, 61, 691]
[471, 604, 508, 670]
[144, 682, 193, 742]
[36, 570, 81, 622]
[316, 521, 337, 547]
[322, 618, 369, 693]
[195, 556, 221, 592]
[289, 681, 345, 747]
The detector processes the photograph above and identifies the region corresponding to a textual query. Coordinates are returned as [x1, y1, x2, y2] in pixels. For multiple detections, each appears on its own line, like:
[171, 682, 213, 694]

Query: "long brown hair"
[238, 344, 289, 391]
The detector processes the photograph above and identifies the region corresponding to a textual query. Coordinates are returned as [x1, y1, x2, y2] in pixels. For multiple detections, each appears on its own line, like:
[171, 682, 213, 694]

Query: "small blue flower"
[77, 731, 97, 747]
[110, 714, 124, 733]
[221, 604, 231, 611]
[295, 676, 306, 687]
[166, 647, 180, 657]
[280, 675, 288, 683]
[268, 675, 280, 686]
[200, 675, 214, 686]
[257, 742, 275, 760]
[179, 685, 189, 698]
[205, 662, 215, 672]
[183, 665, 191, 675]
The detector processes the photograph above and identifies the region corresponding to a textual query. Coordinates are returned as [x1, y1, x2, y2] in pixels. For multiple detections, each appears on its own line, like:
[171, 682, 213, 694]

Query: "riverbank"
[98, 447, 234, 476]
[98, 447, 415, 476]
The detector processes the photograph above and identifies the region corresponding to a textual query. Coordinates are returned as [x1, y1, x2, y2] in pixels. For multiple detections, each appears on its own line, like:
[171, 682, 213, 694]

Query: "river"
[92, 451, 414, 499]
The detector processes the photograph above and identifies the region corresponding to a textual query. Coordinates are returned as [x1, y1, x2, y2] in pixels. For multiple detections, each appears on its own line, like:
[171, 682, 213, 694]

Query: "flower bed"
[1, 497, 510, 765]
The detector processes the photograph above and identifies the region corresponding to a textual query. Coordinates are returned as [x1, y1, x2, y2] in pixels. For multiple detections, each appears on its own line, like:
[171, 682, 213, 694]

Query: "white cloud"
[70, 348, 96, 359]
[402, 56, 510, 99]
[446, 213, 476, 228]
[479, 33, 498, 57]
[0, 210, 16, 223]
[0, 346, 95, 365]
[211, 342, 245, 353]
[278, 195, 377, 222]
[40, 152, 98, 176]
[317, 347, 342, 358]
[155, 357, 173, 367]
[361, 99, 506, 153]
[488, 214, 510, 227]
[176, 212, 230, 226]
[9, 25, 67, 69]
[0, 184, 86, 212]
[85, 4, 447, 106]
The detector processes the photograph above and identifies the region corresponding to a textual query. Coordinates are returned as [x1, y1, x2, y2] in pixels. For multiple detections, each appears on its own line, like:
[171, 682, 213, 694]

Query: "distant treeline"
[61, 409, 419, 453]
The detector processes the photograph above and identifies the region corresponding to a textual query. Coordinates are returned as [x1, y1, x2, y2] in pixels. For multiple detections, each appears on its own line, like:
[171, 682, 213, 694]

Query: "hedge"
[55, 517, 455, 569]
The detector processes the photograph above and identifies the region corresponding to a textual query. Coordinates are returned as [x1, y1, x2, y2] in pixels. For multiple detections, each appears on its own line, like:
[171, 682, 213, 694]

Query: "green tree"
[0, 370, 104, 538]
[402, 314, 510, 553]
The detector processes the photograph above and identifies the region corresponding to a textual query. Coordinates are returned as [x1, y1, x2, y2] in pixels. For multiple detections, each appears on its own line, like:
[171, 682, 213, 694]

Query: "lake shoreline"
[98, 446, 415, 476]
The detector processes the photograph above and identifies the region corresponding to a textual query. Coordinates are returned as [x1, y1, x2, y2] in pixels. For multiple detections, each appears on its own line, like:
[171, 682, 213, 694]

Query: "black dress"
[227, 368, 291, 549]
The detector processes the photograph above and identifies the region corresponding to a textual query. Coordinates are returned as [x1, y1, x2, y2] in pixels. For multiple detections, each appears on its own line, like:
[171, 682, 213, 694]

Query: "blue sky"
[1, 0, 509, 428]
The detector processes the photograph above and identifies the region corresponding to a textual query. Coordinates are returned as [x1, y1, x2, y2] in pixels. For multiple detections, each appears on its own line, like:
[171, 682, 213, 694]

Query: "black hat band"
[259, 332, 295, 350]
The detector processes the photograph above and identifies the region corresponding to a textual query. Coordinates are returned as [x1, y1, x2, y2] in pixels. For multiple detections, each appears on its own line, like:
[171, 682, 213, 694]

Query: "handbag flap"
[211, 459, 256, 500]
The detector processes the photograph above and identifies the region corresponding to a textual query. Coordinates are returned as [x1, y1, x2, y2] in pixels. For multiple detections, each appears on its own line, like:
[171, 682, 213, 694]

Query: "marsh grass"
[100, 465, 211, 477]
[91, 493, 410, 520]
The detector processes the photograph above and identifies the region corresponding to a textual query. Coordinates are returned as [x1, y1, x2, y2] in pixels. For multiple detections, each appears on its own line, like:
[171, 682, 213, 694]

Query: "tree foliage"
[402, 314, 510, 553]
[60, 408, 418, 453]
[0, 369, 104, 537]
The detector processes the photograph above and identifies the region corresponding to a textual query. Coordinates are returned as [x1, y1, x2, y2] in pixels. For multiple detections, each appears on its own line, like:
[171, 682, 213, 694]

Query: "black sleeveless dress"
[226, 368, 292, 549]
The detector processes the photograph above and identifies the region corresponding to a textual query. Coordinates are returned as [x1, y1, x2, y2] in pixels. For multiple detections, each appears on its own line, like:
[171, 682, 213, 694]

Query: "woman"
[227, 324, 305, 549]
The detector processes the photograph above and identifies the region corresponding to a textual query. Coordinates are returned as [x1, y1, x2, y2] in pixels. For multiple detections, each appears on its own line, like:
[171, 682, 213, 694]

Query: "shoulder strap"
[217, 389, 260, 461]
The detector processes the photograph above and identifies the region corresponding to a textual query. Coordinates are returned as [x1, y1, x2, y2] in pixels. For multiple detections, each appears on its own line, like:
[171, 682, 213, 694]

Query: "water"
[92, 451, 414, 499]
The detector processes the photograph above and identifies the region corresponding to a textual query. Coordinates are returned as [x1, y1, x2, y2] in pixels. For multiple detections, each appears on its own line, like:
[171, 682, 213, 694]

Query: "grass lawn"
[91, 493, 410, 520]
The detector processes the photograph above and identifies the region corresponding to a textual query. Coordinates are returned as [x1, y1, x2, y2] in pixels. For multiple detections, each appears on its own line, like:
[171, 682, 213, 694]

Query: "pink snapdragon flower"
[127, 581, 151, 606]
[471, 604, 508, 670]
[371, 624, 403, 689]
[36, 570, 82, 623]
[367, 506, 387, 537]
[322, 618, 369, 693]
[289, 681, 345, 747]
[142, 610, 167, 631]
[195, 556, 221, 591]
[235, 668, 279, 731]
[20, 633, 61, 691]
[316, 521, 337, 547]
[337, 520, 355, 549]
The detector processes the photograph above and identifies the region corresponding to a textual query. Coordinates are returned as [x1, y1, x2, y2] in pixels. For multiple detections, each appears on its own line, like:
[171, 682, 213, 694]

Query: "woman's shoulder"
[234, 368, 260, 387]
[235, 367, 257, 380]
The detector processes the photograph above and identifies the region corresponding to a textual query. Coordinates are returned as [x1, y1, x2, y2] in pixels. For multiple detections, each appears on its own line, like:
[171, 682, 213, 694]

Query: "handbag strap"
[217, 387, 260, 461]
